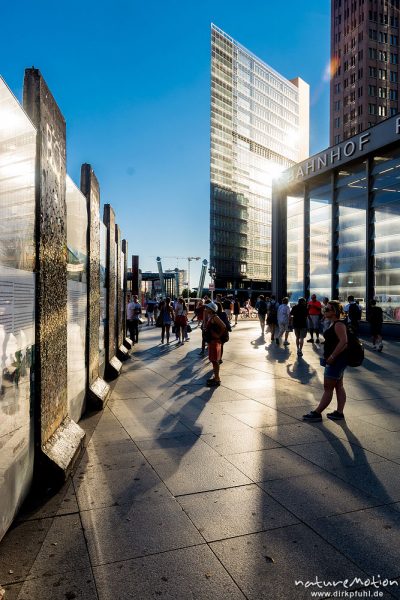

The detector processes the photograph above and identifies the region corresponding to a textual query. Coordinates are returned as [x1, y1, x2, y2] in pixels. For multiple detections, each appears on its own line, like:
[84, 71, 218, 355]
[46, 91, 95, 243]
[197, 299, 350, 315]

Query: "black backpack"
[348, 303, 361, 322]
[220, 326, 229, 344]
[345, 323, 364, 367]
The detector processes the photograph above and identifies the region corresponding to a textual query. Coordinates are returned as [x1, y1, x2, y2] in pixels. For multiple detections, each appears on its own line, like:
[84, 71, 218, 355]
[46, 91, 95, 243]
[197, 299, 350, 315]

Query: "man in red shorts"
[307, 293, 322, 344]
[203, 302, 227, 387]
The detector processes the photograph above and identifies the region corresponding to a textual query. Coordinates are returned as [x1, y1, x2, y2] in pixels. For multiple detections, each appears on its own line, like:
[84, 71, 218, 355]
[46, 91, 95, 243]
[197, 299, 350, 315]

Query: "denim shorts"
[324, 354, 347, 380]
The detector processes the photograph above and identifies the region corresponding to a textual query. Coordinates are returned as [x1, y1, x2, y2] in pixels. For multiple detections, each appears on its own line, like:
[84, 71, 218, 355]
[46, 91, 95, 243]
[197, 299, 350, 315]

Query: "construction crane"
[156, 256, 202, 302]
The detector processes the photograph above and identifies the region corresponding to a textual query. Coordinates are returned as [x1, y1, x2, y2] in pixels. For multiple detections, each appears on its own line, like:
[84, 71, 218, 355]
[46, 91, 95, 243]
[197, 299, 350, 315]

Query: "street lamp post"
[187, 256, 200, 308]
[208, 265, 216, 301]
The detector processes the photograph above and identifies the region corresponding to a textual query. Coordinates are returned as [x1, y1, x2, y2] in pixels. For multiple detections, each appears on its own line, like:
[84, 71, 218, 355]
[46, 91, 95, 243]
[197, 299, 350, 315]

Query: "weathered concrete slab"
[178, 484, 299, 541]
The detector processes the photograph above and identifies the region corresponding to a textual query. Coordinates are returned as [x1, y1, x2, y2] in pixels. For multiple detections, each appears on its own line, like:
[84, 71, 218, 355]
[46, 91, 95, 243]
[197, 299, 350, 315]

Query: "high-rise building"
[331, 0, 400, 145]
[210, 24, 309, 293]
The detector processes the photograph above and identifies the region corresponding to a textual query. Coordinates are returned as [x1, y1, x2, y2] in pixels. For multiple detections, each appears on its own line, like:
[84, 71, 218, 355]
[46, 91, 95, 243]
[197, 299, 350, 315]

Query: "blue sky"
[1, 0, 330, 285]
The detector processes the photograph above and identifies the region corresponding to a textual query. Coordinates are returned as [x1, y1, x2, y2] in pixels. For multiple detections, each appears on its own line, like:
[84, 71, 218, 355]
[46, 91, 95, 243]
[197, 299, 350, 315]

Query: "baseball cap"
[204, 302, 217, 312]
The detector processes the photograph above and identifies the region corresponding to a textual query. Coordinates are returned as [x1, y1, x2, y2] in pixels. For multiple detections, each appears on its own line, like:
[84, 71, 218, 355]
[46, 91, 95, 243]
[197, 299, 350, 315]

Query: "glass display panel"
[66, 176, 88, 421]
[286, 193, 304, 302]
[99, 222, 107, 371]
[372, 149, 400, 321]
[0, 78, 36, 540]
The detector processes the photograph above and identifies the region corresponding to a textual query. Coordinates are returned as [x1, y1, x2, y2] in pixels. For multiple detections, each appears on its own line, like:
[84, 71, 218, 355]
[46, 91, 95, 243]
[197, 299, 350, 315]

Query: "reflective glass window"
[308, 180, 332, 299]
[336, 162, 367, 308]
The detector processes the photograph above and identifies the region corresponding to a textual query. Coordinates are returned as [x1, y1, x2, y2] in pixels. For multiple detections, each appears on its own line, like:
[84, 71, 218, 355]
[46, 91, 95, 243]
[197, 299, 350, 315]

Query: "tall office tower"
[210, 24, 309, 293]
[331, 0, 400, 145]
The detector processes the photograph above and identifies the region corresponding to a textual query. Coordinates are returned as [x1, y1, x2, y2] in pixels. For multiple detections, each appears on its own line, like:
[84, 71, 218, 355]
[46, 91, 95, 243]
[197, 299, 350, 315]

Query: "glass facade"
[372, 148, 400, 321]
[210, 24, 308, 288]
[277, 114, 400, 323]
[308, 180, 332, 299]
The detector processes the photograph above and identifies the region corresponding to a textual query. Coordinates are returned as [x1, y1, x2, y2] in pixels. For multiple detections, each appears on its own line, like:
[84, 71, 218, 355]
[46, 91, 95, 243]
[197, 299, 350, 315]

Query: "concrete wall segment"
[80, 163, 101, 386]
[23, 68, 69, 444]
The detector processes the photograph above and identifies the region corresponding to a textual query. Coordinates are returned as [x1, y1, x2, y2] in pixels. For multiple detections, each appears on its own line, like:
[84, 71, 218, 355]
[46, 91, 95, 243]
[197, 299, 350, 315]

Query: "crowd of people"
[126, 292, 385, 420]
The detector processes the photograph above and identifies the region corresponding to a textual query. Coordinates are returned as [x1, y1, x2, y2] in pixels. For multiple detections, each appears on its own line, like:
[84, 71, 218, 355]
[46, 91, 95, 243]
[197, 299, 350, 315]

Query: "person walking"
[344, 295, 362, 334]
[266, 295, 279, 343]
[174, 297, 188, 345]
[222, 296, 233, 322]
[203, 302, 227, 387]
[368, 299, 383, 351]
[145, 298, 155, 326]
[256, 294, 268, 336]
[277, 297, 291, 346]
[159, 297, 174, 344]
[126, 295, 142, 344]
[233, 296, 240, 326]
[307, 294, 322, 344]
[290, 297, 308, 356]
[303, 300, 348, 422]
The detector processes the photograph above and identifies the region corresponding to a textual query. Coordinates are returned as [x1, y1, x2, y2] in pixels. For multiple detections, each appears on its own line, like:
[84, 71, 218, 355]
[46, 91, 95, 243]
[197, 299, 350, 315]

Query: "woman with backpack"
[303, 300, 348, 422]
[174, 297, 188, 345]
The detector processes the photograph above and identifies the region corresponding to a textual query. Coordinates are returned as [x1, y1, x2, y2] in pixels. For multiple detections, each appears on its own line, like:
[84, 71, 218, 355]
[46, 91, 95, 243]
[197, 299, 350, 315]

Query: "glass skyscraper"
[210, 24, 310, 292]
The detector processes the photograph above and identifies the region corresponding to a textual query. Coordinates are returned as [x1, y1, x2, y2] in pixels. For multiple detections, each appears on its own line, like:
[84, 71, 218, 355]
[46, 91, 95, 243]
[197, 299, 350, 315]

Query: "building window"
[334, 117, 341, 128]
[378, 87, 387, 98]
[369, 103, 377, 114]
[369, 28, 377, 40]
[358, 105, 363, 115]
[390, 107, 398, 116]
[379, 13, 388, 25]
[378, 69, 387, 80]
[390, 15, 399, 28]
[350, 73, 356, 84]
[369, 66, 377, 77]
[390, 71, 398, 82]
[358, 86, 363, 98]
[378, 105, 387, 116]
[334, 134, 341, 144]
[379, 32, 388, 43]
[390, 35, 399, 45]
[369, 47, 377, 60]
[390, 53, 398, 65]
[379, 50, 388, 62]
[390, 89, 398, 100]
[368, 84, 377, 96]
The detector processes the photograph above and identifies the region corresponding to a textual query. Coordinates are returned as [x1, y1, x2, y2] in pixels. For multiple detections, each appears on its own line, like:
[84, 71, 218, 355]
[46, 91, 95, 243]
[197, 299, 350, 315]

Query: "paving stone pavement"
[1, 320, 400, 599]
